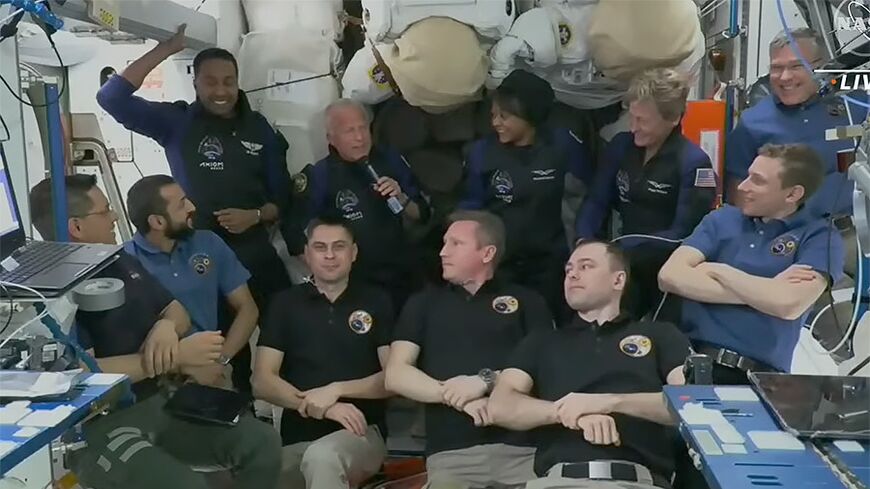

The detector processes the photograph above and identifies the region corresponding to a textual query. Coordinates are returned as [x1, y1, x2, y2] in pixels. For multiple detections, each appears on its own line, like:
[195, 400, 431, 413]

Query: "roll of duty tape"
[72, 278, 125, 312]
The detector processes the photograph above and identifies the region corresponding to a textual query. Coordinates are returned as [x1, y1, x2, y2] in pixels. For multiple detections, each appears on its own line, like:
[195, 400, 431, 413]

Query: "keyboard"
[0, 241, 81, 284]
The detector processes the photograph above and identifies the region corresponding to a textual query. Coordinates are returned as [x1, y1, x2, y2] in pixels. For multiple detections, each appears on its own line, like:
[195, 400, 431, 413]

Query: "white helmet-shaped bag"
[587, 0, 702, 82]
[381, 17, 489, 113]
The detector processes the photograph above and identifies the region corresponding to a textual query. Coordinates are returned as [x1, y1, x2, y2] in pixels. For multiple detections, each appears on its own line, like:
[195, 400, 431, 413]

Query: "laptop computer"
[0, 163, 121, 296]
[750, 372, 869, 440]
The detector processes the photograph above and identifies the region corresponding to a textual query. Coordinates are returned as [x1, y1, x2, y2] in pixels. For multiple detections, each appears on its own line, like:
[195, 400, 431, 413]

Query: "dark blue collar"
[771, 92, 821, 111]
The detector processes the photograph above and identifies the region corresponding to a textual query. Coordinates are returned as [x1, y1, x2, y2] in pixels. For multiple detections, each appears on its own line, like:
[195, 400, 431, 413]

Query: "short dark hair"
[29, 174, 98, 241]
[305, 214, 356, 243]
[758, 143, 825, 204]
[193, 48, 238, 78]
[573, 239, 631, 284]
[447, 210, 507, 266]
[127, 175, 176, 233]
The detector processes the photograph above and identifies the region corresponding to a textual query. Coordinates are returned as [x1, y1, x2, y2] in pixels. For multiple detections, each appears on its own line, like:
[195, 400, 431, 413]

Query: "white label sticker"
[266, 69, 320, 104]
[700, 130, 720, 175]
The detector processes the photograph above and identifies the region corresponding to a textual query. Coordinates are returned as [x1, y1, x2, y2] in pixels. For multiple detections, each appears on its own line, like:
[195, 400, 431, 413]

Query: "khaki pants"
[524, 464, 662, 489]
[424, 443, 536, 489]
[280, 426, 386, 489]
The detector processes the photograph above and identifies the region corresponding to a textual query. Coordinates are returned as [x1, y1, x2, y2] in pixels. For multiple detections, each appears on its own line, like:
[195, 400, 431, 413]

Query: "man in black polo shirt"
[253, 215, 393, 488]
[490, 240, 690, 489]
[29, 176, 282, 489]
[386, 210, 553, 489]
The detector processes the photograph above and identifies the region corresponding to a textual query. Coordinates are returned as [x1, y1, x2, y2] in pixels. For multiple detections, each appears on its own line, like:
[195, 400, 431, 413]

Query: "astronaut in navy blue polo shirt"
[459, 70, 592, 315]
[289, 98, 430, 309]
[725, 28, 867, 222]
[97, 25, 292, 311]
[575, 68, 717, 320]
[124, 175, 259, 392]
[659, 143, 844, 383]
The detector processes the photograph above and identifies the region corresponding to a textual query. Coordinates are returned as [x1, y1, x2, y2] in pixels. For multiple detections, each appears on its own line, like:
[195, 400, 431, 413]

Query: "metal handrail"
[69, 138, 134, 241]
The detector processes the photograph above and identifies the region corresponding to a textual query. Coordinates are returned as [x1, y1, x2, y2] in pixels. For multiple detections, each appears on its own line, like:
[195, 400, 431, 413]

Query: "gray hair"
[324, 98, 372, 135]
[769, 28, 825, 61]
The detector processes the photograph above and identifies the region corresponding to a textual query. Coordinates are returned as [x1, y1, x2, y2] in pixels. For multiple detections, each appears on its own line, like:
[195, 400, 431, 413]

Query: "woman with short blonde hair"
[575, 67, 717, 320]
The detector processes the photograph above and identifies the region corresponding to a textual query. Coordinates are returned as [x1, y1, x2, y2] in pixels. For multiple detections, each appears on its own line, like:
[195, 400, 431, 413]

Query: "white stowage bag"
[241, 0, 343, 40]
[238, 29, 341, 173]
[362, 0, 517, 41]
[342, 40, 395, 106]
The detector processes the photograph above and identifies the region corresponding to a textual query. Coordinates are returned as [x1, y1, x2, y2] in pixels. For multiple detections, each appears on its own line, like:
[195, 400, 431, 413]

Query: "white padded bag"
[538, 0, 597, 64]
[487, 7, 559, 88]
[238, 29, 341, 173]
[242, 0, 343, 40]
[362, 0, 517, 41]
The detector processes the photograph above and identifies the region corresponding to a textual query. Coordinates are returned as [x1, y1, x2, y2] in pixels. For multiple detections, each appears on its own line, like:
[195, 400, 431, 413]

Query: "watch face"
[479, 369, 495, 383]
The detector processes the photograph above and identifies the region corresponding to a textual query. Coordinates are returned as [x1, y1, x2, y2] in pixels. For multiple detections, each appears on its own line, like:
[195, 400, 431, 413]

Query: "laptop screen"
[750, 372, 869, 440]
[0, 162, 25, 260]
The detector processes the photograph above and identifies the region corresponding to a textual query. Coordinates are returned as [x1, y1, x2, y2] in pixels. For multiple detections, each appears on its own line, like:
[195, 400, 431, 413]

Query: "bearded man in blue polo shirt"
[124, 175, 259, 392]
[659, 143, 844, 384]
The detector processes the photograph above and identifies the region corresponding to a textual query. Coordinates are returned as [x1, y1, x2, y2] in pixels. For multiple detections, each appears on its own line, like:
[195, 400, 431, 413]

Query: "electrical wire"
[0, 32, 65, 107]
[775, 0, 870, 110]
[245, 72, 335, 94]
[808, 229, 862, 355]
[0, 113, 10, 142]
[610, 233, 685, 322]
[774, 0, 867, 359]
[0, 0, 46, 26]
[0, 282, 13, 337]
[0, 281, 49, 350]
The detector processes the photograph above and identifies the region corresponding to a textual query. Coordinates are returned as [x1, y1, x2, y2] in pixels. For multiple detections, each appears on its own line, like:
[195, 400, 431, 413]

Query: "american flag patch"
[694, 168, 717, 188]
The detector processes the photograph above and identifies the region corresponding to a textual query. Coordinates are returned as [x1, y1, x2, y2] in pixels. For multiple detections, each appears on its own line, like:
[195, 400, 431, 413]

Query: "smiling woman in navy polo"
[458, 70, 592, 316]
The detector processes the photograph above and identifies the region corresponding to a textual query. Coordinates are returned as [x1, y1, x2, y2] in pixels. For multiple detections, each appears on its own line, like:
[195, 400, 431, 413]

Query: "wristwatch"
[478, 368, 496, 395]
[218, 354, 231, 366]
[255, 208, 262, 223]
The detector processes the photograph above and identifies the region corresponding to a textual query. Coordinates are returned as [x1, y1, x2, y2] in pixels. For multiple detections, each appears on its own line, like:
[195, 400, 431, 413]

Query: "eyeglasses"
[72, 205, 114, 218]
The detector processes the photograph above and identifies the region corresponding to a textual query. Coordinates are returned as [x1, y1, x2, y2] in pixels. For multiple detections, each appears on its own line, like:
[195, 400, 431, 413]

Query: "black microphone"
[362, 160, 405, 215]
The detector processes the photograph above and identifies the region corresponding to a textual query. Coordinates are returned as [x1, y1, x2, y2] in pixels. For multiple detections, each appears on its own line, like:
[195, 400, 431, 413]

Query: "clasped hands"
[438, 375, 491, 427]
[296, 384, 368, 437]
[554, 393, 621, 446]
[139, 321, 229, 386]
